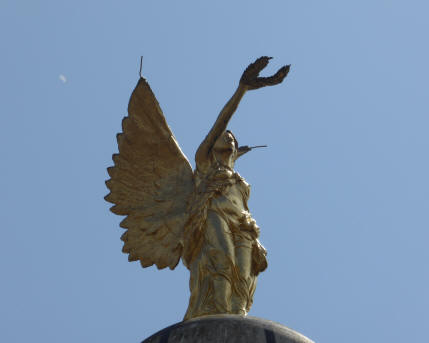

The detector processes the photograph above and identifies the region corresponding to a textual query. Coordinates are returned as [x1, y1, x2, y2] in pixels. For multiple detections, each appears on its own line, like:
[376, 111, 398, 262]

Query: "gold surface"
[105, 57, 289, 320]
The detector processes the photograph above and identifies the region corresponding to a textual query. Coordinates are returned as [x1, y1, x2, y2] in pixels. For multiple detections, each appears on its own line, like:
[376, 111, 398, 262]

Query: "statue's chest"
[206, 169, 250, 210]
[221, 183, 247, 209]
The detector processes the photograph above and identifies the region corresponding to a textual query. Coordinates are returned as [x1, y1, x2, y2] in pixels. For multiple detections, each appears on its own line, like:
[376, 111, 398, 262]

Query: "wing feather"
[105, 77, 194, 270]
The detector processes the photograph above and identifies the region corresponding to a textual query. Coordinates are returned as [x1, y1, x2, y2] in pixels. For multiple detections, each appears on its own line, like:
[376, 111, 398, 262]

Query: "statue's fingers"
[242, 56, 272, 81]
[278, 65, 290, 78]
[272, 65, 290, 83]
[255, 77, 278, 87]
[250, 56, 272, 75]
[253, 56, 272, 69]
[256, 65, 291, 87]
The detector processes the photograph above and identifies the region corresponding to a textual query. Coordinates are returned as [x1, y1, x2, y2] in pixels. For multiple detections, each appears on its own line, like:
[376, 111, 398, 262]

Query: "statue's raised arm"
[195, 57, 290, 171]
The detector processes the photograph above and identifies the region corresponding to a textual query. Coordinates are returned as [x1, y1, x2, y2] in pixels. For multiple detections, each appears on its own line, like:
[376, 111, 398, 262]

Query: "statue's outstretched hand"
[240, 56, 290, 90]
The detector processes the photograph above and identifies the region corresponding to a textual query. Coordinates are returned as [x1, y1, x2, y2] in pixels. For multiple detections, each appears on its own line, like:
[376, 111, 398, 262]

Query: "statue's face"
[214, 131, 236, 154]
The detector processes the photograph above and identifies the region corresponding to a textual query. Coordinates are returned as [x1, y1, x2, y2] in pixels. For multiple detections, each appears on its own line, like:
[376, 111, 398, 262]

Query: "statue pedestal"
[142, 315, 314, 343]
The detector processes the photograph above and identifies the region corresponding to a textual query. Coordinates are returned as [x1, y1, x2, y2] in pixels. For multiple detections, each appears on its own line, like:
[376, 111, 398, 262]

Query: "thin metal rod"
[249, 145, 268, 149]
[139, 56, 143, 78]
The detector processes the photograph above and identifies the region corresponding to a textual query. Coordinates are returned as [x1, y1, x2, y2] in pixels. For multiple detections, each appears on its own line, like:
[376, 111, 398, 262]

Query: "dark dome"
[142, 314, 314, 343]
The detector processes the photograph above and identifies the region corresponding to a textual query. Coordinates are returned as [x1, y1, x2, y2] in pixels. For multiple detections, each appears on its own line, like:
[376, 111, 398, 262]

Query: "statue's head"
[214, 130, 258, 165]
[214, 131, 237, 152]
[213, 130, 239, 166]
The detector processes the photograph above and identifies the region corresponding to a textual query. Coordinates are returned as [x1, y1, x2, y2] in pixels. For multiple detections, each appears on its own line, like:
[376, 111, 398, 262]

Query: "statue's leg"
[204, 210, 236, 314]
[232, 233, 255, 314]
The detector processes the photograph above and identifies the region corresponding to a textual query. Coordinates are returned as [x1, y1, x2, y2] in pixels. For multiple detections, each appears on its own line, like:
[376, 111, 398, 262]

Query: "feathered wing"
[105, 77, 194, 270]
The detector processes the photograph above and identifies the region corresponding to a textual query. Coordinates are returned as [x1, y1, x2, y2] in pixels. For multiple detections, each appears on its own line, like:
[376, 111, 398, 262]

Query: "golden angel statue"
[105, 57, 290, 320]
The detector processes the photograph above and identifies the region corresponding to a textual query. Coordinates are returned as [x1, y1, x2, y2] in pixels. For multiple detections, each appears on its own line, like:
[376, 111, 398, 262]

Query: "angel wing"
[105, 77, 194, 270]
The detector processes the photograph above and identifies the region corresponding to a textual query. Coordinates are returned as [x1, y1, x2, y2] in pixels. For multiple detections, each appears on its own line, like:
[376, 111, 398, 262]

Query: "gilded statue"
[105, 57, 290, 320]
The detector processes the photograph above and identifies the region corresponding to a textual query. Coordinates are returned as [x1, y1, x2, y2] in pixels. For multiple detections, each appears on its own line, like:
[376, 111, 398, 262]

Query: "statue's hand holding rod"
[240, 56, 290, 90]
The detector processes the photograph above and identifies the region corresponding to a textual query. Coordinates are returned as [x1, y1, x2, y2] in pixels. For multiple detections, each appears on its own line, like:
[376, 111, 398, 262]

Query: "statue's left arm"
[195, 84, 247, 168]
[195, 57, 290, 169]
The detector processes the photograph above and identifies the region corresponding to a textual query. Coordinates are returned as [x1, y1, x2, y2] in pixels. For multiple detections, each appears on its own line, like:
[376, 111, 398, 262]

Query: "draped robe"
[183, 157, 267, 320]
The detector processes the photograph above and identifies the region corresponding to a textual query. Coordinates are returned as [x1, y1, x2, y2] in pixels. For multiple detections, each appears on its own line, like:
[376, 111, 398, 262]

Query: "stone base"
[142, 315, 314, 343]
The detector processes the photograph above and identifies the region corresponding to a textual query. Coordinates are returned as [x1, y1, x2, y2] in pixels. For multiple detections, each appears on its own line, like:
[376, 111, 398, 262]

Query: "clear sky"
[1, 1, 428, 342]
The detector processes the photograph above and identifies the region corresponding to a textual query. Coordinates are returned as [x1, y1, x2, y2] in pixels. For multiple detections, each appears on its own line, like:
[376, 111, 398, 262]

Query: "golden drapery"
[183, 162, 267, 320]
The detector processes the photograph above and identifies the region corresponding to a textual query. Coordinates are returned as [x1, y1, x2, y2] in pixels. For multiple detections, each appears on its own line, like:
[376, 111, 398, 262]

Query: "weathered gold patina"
[105, 57, 290, 320]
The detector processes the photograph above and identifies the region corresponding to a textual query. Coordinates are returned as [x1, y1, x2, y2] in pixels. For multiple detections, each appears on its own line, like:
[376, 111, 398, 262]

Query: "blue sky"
[1, 1, 428, 342]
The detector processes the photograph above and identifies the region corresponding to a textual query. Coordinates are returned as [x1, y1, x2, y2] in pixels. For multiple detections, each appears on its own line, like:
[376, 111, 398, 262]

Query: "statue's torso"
[193, 164, 251, 228]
